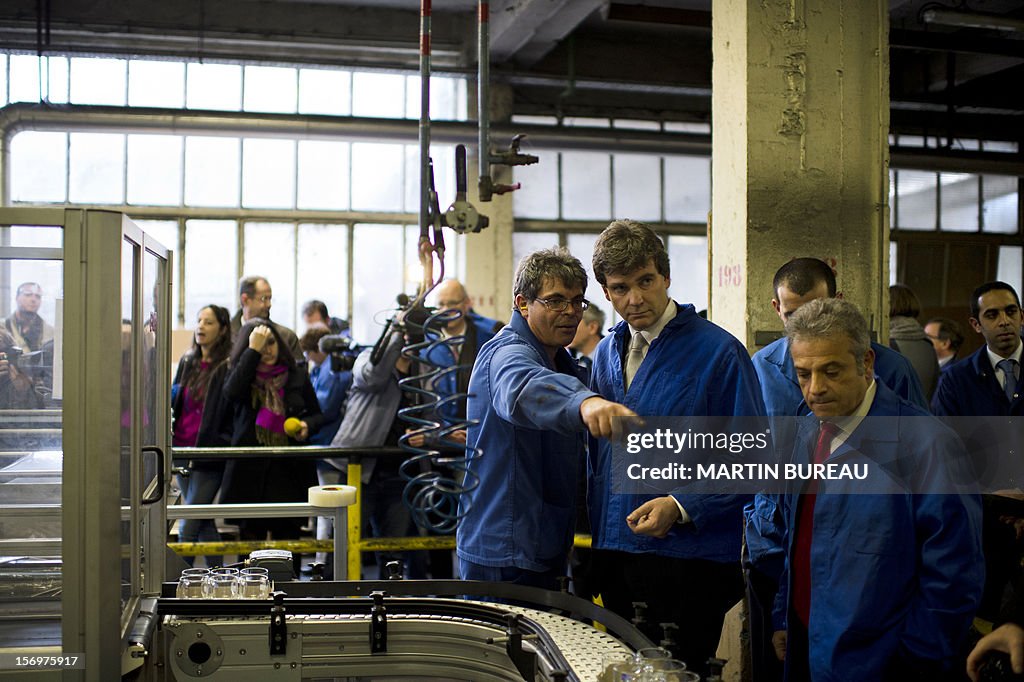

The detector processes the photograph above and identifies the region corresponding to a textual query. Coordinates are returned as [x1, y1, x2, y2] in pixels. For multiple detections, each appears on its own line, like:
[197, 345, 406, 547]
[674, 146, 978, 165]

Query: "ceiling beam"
[489, 0, 605, 65]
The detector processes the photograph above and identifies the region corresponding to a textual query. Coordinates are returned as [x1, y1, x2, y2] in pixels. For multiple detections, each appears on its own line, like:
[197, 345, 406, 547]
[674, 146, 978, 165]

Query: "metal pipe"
[419, 0, 432, 263]
[478, 1, 491, 199]
[0, 102, 711, 153]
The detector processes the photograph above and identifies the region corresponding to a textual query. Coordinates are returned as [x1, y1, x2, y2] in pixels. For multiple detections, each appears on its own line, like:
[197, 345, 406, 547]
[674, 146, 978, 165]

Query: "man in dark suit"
[932, 281, 1024, 621]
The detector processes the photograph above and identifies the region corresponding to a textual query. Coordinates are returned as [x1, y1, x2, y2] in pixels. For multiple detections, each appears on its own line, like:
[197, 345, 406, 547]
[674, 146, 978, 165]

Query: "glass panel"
[997, 246, 1022, 299]
[297, 140, 350, 210]
[127, 135, 183, 206]
[563, 117, 611, 127]
[895, 170, 937, 230]
[184, 137, 240, 207]
[404, 144, 455, 213]
[939, 172, 979, 232]
[562, 152, 611, 220]
[983, 175, 1019, 234]
[890, 241, 898, 287]
[511, 114, 559, 126]
[0, 54, 6, 105]
[613, 119, 662, 131]
[983, 141, 1019, 153]
[10, 131, 67, 203]
[613, 154, 661, 222]
[667, 235, 708, 311]
[351, 72, 406, 118]
[128, 60, 185, 108]
[46, 56, 69, 104]
[664, 156, 711, 223]
[186, 63, 242, 111]
[1, 255, 63, 407]
[512, 232, 559, 278]
[243, 223, 297, 331]
[0, 244, 64, 643]
[134, 221, 179, 328]
[567, 232, 617, 326]
[663, 121, 711, 134]
[513, 150, 559, 219]
[404, 75, 458, 120]
[9, 55, 43, 103]
[298, 68, 351, 115]
[5, 226, 63, 248]
[243, 65, 298, 113]
[352, 224, 404, 344]
[120, 239, 137, 607]
[242, 139, 296, 209]
[297, 224, 349, 333]
[69, 133, 126, 204]
[70, 57, 127, 105]
[351, 142, 404, 211]
[141, 250, 161, 449]
[184, 220, 238, 323]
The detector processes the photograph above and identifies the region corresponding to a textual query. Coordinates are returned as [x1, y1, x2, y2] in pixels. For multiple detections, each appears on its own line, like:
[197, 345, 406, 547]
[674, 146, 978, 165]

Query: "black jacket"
[217, 349, 323, 533]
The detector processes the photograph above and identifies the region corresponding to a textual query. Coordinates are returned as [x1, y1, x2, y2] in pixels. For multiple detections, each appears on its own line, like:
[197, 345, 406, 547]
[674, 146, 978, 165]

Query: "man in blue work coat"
[772, 297, 983, 681]
[456, 247, 635, 589]
[746, 257, 929, 681]
[587, 220, 766, 677]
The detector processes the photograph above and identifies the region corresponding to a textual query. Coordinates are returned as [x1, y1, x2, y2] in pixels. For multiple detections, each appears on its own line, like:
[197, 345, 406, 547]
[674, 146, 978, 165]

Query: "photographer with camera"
[0, 329, 44, 409]
[299, 325, 353, 446]
[314, 305, 429, 578]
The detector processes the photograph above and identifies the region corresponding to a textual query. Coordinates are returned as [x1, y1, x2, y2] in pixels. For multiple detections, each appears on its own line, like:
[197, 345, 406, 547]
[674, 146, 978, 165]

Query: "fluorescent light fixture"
[921, 8, 1024, 32]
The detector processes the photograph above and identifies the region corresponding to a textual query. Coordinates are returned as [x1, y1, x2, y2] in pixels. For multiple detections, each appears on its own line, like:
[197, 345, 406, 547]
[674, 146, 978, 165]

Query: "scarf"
[252, 363, 289, 446]
[889, 315, 928, 342]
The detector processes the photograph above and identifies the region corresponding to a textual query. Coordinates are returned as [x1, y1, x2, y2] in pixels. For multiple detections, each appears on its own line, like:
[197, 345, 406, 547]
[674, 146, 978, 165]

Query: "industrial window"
[2, 51, 468, 342]
[511, 116, 712, 316]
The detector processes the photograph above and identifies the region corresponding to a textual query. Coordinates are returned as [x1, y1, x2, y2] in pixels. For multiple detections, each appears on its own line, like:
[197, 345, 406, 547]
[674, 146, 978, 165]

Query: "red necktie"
[792, 421, 840, 626]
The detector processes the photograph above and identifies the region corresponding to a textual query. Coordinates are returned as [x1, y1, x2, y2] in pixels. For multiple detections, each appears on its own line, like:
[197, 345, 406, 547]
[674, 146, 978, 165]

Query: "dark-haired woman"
[219, 319, 322, 540]
[172, 304, 233, 566]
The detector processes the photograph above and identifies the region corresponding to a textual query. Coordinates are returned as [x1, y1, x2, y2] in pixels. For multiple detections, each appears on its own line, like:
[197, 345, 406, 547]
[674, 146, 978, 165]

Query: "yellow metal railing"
[169, 446, 591, 579]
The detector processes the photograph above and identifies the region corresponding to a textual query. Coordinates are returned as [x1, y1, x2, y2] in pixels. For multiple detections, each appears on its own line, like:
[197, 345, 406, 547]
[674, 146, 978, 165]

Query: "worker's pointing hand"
[580, 396, 639, 440]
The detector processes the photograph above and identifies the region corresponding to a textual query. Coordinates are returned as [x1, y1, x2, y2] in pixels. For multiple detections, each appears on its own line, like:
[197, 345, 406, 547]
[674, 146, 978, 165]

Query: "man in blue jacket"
[423, 278, 504, 435]
[932, 281, 1023, 621]
[456, 247, 635, 589]
[587, 220, 766, 677]
[753, 258, 927, 416]
[746, 257, 928, 681]
[772, 297, 983, 681]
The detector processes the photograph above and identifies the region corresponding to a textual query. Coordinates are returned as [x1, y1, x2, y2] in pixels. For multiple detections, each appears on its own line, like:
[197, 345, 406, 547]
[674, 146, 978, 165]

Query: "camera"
[318, 334, 360, 373]
[0, 346, 22, 366]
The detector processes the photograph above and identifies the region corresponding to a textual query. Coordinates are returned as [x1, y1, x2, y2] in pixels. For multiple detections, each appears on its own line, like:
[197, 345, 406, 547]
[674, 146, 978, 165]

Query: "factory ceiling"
[0, 0, 1021, 142]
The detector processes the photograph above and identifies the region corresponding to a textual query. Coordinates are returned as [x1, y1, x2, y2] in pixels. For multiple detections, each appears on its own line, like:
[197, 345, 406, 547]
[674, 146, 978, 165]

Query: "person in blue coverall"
[587, 220, 766, 678]
[772, 297, 983, 682]
[746, 257, 929, 681]
[422, 278, 503, 434]
[456, 247, 636, 589]
[932, 281, 1023, 622]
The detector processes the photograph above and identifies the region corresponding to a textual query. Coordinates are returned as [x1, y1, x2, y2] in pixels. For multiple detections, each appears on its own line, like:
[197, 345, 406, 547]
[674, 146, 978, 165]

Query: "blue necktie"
[998, 358, 1019, 402]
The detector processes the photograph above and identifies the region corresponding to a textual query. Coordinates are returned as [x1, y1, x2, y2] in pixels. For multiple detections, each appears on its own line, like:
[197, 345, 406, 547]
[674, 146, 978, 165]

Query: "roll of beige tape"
[308, 484, 357, 508]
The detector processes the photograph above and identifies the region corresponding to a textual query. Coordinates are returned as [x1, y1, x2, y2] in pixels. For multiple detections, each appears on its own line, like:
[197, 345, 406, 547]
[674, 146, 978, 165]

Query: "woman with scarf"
[172, 304, 232, 565]
[220, 319, 323, 540]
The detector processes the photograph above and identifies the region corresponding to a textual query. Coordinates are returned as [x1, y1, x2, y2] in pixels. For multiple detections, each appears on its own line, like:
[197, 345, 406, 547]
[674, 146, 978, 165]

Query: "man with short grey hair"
[457, 247, 635, 589]
[772, 297, 983, 681]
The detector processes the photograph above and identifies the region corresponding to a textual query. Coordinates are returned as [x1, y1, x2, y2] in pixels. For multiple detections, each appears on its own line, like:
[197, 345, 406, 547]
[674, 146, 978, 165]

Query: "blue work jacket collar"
[608, 301, 697, 355]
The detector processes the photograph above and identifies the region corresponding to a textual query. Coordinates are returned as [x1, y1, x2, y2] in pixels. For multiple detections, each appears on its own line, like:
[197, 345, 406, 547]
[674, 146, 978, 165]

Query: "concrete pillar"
[711, 0, 890, 348]
[462, 81, 515, 321]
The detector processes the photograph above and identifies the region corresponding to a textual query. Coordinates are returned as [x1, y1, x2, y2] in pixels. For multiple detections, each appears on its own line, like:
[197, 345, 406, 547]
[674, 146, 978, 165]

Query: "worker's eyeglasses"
[255, 295, 272, 303]
[534, 297, 589, 313]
